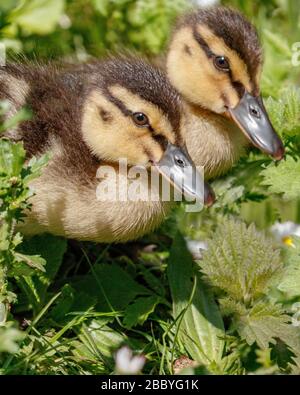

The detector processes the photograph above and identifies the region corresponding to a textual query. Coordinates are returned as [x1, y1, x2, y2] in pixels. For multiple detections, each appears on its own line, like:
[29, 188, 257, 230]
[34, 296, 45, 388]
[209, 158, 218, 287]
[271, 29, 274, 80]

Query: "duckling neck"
[185, 103, 248, 180]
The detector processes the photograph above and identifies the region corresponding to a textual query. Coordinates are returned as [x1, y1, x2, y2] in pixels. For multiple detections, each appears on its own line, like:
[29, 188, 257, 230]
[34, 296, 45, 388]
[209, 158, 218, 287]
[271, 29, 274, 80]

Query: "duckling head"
[81, 57, 215, 205]
[167, 6, 284, 160]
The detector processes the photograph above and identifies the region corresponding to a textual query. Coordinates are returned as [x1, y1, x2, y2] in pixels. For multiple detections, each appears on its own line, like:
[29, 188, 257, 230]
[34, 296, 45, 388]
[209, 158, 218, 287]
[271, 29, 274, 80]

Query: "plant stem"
[0, 262, 8, 325]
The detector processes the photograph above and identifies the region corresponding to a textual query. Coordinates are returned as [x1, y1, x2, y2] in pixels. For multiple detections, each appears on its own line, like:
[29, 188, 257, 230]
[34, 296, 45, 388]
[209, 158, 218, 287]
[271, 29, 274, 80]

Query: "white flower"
[191, 0, 219, 7]
[59, 14, 72, 29]
[270, 221, 300, 247]
[0, 302, 7, 326]
[115, 346, 145, 375]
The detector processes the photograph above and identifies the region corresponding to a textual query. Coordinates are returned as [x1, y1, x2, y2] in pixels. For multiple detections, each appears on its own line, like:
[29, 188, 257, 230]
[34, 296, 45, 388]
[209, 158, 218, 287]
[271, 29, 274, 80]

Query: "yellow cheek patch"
[197, 25, 252, 92]
[167, 27, 230, 113]
[81, 89, 172, 166]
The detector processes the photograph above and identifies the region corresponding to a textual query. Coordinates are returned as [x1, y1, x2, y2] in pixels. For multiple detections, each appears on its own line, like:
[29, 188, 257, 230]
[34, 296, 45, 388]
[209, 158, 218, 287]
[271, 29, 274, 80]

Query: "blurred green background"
[0, 0, 299, 99]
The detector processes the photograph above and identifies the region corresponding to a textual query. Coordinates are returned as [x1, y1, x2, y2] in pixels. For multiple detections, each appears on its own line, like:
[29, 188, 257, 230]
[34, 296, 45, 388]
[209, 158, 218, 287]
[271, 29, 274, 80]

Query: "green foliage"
[277, 238, 300, 298]
[0, 0, 189, 58]
[199, 219, 300, 369]
[168, 233, 225, 368]
[265, 87, 300, 138]
[0, 137, 48, 325]
[261, 157, 300, 200]
[200, 219, 282, 303]
[123, 295, 161, 329]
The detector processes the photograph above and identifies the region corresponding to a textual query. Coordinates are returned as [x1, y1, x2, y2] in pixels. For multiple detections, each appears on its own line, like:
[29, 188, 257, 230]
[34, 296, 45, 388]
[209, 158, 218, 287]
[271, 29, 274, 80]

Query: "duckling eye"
[213, 56, 230, 72]
[132, 112, 149, 127]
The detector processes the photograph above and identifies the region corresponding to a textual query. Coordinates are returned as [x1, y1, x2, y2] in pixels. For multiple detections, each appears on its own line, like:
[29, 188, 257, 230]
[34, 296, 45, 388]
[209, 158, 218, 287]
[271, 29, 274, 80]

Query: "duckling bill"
[228, 91, 284, 160]
[0, 57, 213, 242]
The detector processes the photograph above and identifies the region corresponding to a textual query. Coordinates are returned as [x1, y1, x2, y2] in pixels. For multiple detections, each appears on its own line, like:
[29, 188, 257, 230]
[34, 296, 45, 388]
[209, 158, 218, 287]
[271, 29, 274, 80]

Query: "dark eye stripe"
[193, 29, 247, 99]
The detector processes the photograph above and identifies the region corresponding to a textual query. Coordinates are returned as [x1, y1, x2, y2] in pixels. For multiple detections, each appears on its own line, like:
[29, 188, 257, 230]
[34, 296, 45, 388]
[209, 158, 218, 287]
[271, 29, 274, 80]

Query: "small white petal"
[185, 238, 208, 260]
[115, 346, 145, 374]
[115, 346, 132, 373]
[128, 355, 146, 373]
[191, 0, 219, 7]
[271, 221, 300, 240]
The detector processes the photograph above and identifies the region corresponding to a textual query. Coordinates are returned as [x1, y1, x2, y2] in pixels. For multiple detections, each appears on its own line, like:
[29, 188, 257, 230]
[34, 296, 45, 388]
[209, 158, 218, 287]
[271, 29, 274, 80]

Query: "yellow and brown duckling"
[166, 6, 285, 179]
[0, 57, 214, 242]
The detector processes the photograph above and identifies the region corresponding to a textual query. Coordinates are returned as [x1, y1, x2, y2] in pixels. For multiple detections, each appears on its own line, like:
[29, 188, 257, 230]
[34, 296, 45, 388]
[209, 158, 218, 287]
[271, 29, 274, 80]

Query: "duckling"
[0, 57, 214, 242]
[166, 6, 285, 179]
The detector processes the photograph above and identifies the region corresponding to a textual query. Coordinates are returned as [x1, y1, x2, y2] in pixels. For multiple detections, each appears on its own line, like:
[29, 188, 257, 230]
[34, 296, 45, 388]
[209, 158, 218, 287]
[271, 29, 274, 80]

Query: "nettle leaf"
[200, 219, 283, 302]
[277, 238, 300, 298]
[168, 233, 225, 366]
[234, 301, 300, 361]
[261, 157, 300, 200]
[265, 87, 300, 138]
[235, 301, 289, 349]
[123, 295, 161, 329]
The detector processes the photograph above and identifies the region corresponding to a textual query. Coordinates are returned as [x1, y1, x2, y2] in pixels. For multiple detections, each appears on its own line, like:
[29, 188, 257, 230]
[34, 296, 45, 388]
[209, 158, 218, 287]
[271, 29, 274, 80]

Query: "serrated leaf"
[261, 157, 300, 200]
[235, 301, 300, 355]
[123, 296, 160, 329]
[265, 87, 300, 137]
[14, 252, 46, 272]
[168, 233, 225, 365]
[200, 219, 282, 301]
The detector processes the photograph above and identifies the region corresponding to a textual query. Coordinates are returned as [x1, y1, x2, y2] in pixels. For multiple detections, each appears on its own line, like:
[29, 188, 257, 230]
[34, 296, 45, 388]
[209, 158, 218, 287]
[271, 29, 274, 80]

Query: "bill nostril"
[175, 157, 185, 167]
[249, 105, 261, 118]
